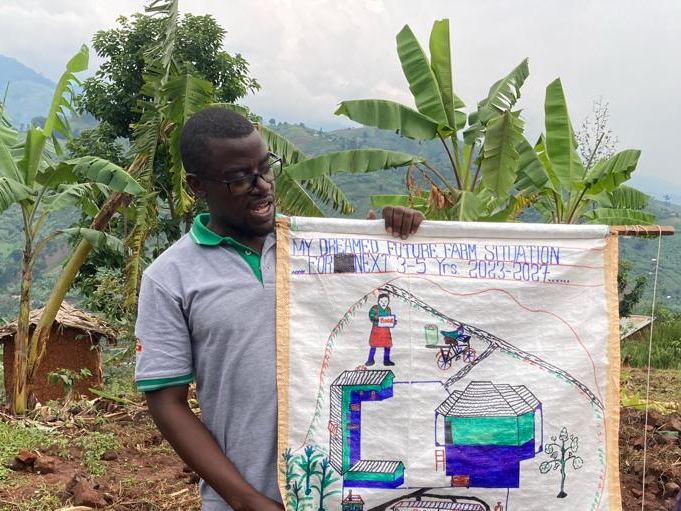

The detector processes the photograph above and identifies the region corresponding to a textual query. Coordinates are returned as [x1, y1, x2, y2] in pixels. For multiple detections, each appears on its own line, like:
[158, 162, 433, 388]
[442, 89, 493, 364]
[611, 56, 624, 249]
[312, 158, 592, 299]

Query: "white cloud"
[0, 0, 679, 188]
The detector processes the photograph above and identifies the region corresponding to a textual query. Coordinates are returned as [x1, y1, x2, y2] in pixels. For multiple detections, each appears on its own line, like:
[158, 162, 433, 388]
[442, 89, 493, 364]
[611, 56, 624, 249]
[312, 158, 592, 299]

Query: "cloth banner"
[276, 217, 620, 511]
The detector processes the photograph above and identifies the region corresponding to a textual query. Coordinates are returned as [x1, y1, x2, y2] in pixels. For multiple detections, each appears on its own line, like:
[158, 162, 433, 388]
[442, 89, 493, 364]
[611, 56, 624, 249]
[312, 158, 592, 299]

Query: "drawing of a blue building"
[328, 370, 404, 488]
[435, 381, 543, 488]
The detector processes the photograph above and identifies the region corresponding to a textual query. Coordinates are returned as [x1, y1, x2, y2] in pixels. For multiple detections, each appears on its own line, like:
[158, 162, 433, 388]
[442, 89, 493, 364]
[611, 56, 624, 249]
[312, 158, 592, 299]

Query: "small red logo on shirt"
[135, 337, 142, 352]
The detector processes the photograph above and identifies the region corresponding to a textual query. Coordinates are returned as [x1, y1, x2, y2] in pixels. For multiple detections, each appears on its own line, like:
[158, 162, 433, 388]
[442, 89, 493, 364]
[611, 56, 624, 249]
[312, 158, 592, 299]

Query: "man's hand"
[367, 206, 425, 239]
[145, 386, 284, 510]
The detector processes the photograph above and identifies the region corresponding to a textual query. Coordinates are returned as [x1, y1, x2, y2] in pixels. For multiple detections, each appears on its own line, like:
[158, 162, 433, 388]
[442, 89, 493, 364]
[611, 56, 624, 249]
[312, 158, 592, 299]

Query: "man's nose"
[253, 174, 273, 193]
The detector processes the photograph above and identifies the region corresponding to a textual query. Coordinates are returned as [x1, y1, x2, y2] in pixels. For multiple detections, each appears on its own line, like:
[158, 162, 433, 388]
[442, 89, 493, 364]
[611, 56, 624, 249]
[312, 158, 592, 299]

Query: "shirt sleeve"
[134, 273, 194, 392]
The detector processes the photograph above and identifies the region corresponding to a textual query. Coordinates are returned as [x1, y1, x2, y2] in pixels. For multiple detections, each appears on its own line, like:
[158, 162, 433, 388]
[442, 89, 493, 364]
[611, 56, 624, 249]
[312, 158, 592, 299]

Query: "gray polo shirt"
[135, 214, 279, 510]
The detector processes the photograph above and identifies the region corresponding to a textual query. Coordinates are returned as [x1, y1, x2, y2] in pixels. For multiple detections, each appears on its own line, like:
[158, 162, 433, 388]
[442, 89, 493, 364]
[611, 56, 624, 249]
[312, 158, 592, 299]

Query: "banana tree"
[515, 78, 653, 224]
[335, 19, 530, 221]
[0, 45, 144, 414]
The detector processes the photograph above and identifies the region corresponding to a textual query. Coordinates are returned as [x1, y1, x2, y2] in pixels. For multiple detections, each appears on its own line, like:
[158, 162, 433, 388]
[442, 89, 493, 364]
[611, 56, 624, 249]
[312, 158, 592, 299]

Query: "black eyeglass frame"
[187, 151, 283, 195]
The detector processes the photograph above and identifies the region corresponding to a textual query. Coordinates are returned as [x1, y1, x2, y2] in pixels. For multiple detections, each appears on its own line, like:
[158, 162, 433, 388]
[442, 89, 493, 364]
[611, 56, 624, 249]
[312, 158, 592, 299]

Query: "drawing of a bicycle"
[426, 328, 477, 370]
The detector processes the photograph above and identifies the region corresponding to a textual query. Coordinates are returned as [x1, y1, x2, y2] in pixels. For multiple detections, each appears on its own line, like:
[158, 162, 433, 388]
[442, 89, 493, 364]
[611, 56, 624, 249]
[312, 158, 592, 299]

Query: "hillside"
[0, 54, 55, 127]
[0, 206, 79, 322]
[619, 199, 681, 311]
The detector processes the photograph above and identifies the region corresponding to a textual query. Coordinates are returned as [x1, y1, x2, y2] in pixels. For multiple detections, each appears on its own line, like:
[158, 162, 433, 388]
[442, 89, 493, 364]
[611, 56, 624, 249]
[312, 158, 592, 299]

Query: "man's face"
[190, 131, 275, 239]
[379, 296, 389, 308]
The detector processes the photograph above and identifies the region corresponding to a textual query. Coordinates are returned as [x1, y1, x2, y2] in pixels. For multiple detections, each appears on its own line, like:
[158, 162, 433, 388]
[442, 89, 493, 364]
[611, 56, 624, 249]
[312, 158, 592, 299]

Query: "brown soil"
[620, 406, 681, 511]
[0, 399, 200, 510]
[0, 399, 679, 509]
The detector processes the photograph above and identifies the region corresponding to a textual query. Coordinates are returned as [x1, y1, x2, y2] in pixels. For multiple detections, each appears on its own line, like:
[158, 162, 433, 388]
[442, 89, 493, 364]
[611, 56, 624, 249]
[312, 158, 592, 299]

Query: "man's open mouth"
[250, 198, 274, 217]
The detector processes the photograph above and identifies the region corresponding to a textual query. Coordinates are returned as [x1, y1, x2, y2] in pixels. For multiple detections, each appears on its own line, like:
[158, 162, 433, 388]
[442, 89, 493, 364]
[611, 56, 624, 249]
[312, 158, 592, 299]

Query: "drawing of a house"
[341, 490, 365, 510]
[329, 370, 404, 488]
[435, 381, 543, 488]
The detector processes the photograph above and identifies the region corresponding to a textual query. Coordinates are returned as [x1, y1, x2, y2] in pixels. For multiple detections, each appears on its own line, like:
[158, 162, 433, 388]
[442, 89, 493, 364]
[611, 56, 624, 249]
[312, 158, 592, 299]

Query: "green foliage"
[0, 483, 63, 511]
[0, 421, 53, 478]
[0, 44, 144, 414]
[619, 200, 681, 310]
[66, 121, 125, 165]
[335, 19, 530, 220]
[521, 79, 652, 225]
[78, 430, 120, 476]
[621, 312, 681, 369]
[80, 11, 259, 138]
[618, 259, 648, 317]
[47, 367, 92, 400]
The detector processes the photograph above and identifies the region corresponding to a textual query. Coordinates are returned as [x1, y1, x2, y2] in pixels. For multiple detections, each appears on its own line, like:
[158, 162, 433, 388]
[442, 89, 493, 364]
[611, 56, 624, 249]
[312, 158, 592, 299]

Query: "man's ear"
[186, 174, 205, 198]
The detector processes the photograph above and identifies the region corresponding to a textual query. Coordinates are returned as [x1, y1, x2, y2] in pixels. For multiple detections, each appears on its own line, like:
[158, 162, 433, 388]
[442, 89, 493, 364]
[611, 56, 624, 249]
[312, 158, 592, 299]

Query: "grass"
[78, 430, 119, 476]
[0, 422, 54, 479]
[621, 318, 681, 369]
[0, 482, 62, 511]
[621, 366, 681, 404]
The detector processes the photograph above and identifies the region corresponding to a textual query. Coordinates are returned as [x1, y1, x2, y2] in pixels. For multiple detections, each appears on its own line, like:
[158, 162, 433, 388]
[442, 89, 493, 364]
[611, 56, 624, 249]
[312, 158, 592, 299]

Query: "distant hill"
[0, 54, 55, 127]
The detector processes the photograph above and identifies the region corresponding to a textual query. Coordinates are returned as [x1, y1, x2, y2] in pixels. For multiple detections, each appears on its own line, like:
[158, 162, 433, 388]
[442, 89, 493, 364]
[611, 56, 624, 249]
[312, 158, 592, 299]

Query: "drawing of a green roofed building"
[328, 369, 404, 488]
[435, 381, 543, 488]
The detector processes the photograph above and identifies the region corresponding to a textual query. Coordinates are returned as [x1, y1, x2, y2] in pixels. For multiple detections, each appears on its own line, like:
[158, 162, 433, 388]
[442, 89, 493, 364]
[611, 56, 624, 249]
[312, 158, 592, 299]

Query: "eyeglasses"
[189, 152, 283, 195]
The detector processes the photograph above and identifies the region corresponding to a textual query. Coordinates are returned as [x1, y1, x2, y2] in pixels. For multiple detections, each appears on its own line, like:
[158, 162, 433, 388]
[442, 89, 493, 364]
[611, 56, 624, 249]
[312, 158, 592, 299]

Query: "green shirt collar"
[189, 213, 263, 283]
[190, 213, 229, 246]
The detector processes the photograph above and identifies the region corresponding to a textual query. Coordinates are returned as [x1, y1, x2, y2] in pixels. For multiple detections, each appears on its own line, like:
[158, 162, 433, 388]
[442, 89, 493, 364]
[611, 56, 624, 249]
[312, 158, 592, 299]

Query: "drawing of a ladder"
[434, 448, 446, 471]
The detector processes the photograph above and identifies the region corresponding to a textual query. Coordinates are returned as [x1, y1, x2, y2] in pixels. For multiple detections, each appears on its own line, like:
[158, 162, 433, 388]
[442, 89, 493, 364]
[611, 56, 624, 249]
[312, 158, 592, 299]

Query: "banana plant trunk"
[10, 243, 34, 414]
[21, 154, 146, 405]
[25, 190, 128, 390]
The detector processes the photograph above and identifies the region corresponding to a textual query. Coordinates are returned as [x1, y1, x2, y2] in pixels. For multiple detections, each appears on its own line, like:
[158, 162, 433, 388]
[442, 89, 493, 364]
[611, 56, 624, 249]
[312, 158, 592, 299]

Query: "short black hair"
[378, 293, 390, 301]
[179, 107, 255, 175]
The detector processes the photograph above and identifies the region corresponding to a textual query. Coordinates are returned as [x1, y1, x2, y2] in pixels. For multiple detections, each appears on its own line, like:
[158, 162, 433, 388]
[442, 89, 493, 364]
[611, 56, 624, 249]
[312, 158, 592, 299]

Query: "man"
[134, 106, 424, 511]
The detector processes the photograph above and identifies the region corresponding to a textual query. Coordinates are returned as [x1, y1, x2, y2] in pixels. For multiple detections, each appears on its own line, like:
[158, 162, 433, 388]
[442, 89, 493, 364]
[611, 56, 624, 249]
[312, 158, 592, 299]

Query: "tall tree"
[80, 10, 259, 138]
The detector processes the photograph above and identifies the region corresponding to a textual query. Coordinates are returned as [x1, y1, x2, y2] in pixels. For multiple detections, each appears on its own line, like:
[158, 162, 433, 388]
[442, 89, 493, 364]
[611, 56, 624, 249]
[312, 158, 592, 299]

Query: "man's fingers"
[411, 210, 425, 233]
[399, 212, 414, 240]
[381, 206, 425, 238]
[381, 206, 393, 233]
[389, 207, 404, 237]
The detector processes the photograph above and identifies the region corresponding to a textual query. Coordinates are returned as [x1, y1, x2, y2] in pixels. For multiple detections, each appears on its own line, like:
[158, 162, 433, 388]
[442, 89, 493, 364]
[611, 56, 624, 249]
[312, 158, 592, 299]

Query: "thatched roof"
[0, 302, 117, 344]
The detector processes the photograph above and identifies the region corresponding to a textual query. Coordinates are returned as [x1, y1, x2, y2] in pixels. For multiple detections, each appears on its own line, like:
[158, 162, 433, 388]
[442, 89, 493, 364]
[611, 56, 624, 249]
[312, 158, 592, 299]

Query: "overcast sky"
[1, 0, 680, 191]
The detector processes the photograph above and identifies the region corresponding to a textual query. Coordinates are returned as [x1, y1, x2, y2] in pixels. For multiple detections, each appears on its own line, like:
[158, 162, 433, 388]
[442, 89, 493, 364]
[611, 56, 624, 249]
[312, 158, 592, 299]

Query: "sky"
[1, 0, 680, 193]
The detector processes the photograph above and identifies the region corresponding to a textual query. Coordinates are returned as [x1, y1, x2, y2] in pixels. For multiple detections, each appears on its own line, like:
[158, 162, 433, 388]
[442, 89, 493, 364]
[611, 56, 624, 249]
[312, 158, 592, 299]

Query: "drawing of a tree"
[539, 427, 584, 498]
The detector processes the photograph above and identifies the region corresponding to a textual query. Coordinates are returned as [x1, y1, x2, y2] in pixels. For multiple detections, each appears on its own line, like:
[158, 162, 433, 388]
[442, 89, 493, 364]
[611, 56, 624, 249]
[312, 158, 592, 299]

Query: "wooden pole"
[609, 225, 674, 236]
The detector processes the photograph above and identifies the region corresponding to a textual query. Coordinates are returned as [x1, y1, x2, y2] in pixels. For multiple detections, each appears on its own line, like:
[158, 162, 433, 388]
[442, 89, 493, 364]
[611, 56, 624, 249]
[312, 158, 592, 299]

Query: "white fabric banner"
[276, 218, 620, 511]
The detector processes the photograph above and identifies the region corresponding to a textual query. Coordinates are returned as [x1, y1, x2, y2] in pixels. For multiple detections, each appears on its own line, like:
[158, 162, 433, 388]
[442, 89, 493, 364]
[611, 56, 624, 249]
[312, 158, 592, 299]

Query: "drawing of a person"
[493, 502, 504, 511]
[441, 324, 466, 347]
[366, 293, 395, 366]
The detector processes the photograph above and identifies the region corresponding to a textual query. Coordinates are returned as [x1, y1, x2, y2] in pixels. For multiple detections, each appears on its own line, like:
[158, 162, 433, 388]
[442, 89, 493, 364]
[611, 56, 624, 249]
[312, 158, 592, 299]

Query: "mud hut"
[0, 302, 117, 403]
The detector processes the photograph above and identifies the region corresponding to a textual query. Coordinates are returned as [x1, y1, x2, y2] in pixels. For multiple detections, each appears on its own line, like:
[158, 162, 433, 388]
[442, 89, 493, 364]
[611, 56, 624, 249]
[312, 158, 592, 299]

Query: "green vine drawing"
[539, 426, 584, 498]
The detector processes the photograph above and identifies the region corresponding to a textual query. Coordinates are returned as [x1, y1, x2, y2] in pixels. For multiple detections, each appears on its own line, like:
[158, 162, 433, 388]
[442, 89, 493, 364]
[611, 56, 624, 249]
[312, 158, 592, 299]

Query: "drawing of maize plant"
[283, 446, 340, 511]
[312, 457, 341, 511]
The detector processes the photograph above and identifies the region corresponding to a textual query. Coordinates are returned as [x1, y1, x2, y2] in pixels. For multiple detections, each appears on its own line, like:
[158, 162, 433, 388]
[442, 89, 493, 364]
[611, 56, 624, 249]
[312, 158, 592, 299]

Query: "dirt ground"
[0, 397, 201, 511]
[0, 371, 679, 510]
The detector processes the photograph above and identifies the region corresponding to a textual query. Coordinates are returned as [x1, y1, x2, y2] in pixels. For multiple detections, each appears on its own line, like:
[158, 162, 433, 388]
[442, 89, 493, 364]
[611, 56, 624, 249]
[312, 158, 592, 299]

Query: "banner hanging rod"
[609, 225, 675, 236]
